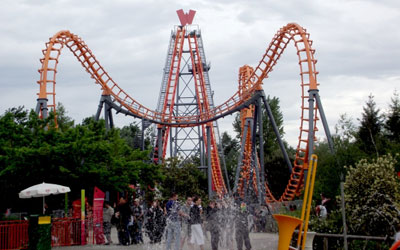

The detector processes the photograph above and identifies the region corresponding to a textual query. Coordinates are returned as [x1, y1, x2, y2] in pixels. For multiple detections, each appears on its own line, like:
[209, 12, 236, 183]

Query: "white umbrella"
[19, 182, 71, 214]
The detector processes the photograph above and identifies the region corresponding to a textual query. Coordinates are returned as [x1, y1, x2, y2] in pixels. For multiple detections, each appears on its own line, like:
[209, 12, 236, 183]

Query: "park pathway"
[54, 227, 279, 250]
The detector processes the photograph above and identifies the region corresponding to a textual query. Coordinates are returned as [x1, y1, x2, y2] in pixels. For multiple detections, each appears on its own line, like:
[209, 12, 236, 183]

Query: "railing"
[0, 216, 96, 250]
[51, 216, 95, 247]
[51, 218, 81, 247]
[0, 220, 29, 250]
[313, 232, 392, 250]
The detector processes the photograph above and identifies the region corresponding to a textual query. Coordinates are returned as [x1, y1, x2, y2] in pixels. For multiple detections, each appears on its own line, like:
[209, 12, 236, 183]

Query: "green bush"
[344, 155, 400, 236]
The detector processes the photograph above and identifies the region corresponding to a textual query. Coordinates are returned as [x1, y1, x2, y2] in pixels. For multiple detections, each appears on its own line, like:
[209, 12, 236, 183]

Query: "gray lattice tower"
[155, 24, 229, 192]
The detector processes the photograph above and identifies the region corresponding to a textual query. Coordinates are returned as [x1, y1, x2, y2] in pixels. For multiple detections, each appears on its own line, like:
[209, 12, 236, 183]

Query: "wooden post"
[323, 237, 328, 250]
[64, 193, 68, 217]
[81, 189, 85, 245]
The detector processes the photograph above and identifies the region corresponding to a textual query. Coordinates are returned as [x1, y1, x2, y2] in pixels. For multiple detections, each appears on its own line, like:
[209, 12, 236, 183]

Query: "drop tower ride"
[153, 10, 229, 196]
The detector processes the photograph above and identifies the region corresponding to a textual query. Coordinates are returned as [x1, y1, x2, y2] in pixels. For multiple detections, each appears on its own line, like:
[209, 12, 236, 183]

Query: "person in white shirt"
[393, 224, 400, 249]
[316, 205, 327, 219]
[103, 202, 114, 245]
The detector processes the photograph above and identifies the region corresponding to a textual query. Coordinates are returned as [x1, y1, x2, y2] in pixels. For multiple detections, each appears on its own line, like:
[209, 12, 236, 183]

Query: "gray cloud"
[0, 0, 399, 147]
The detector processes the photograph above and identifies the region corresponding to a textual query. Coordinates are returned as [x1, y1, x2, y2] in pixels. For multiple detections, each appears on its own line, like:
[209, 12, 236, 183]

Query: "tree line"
[0, 105, 207, 214]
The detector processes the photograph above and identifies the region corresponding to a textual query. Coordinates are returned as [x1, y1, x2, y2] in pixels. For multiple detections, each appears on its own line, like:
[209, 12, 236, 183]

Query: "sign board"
[38, 216, 51, 224]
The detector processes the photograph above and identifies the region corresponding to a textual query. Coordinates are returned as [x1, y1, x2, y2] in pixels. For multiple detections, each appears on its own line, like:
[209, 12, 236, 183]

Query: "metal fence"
[0, 216, 96, 250]
[0, 220, 29, 250]
[51, 218, 82, 247]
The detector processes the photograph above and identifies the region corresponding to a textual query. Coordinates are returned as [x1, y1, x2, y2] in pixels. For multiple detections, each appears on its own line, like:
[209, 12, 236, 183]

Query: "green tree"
[0, 107, 163, 213]
[232, 113, 242, 139]
[220, 131, 239, 189]
[357, 94, 384, 157]
[344, 155, 400, 236]
[53, 102, 74, 131]
[119, 122, 151, 150]
[159, 158, 207, 200]
[314, 114, 366, 198]
[385, 91, 400, 142]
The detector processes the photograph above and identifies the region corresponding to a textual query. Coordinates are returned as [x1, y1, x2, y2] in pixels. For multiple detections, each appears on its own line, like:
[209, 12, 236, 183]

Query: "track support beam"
[313, 90, 334, 153]
[251, 104, 262, 204]
[206, 126, 213, 199]
[257, 97, 265, 204]
[260, 91, 293, 173]
[36, 98, 49, 119]
[95, 94, 114, 130]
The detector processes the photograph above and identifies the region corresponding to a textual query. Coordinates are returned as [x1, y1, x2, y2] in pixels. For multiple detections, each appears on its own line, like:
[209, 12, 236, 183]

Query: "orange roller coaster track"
[35, 22, 334, 202]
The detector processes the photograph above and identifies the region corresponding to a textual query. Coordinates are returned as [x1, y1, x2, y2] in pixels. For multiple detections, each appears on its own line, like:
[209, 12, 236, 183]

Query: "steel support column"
[141, 118, 145, 151]
[95, 95, 114, 130]
[157, 127, 163, 165]
[35, 98, 49, 119]
[233, 119, 250, 193]
[206, 126, 213, 199]
[95, 98, 104, 121]
[261, 92, 293, 173]
[307, 90, 316, 162]
[313, 90, 335, 153]
[251, 104, 262, 204]
[257, 97, 265, 203]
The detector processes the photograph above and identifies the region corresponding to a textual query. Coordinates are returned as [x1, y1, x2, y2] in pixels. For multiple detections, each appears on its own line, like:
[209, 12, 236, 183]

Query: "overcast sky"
[1, 0, 399, 147]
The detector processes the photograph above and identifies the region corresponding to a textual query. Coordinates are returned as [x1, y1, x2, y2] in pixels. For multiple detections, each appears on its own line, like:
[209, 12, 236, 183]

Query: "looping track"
[37, 23, 320, 202]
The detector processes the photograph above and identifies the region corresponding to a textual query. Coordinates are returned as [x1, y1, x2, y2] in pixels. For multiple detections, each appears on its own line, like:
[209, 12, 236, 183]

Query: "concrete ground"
[54, 227, 279, 250]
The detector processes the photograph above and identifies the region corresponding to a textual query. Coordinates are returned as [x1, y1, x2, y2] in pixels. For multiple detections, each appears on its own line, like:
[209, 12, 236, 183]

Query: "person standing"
[180, 196, 193, 249]
[316, 204, 327, 219]
[221, 198, 235, 250]
[154, 200, 166, 243]
[320, 193, 331, 215]
[393, 224, 400, 249]
[165, 193, 182, 250]
[131, 198, 144, 244]
[103, 201, 114, 245]
[235, 202, 251, 250]
[190, 196, 205, 250]
[259, 205, 268, 233]
[146, 200, 157, 243]
[115, 197, 132, 246]
[146, 200, 165, 244]
[206, 200, 221, 250]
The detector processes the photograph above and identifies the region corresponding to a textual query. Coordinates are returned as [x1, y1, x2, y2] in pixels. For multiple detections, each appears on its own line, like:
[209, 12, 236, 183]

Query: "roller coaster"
[35, 10, 334, 204]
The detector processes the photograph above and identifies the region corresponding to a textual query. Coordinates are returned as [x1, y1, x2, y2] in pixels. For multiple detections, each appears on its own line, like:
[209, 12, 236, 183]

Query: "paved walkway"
[54, 227, 279, 250]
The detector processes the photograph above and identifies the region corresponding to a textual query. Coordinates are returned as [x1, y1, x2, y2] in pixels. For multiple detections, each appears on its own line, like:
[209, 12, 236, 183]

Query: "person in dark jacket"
[206, 200, 221, 250]
[115, 197, 132, 246]
[131, 198, 144, 244]
[235, 202, 251, 250]
[145, 200, 165, 244]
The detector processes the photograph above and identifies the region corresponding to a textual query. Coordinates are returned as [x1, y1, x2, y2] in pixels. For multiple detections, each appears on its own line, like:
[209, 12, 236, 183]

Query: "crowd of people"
[103, 193, 266, 250]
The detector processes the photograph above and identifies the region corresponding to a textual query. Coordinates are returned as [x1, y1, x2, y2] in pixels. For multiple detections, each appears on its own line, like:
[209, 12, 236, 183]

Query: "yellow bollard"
[273, 214, 302, 250]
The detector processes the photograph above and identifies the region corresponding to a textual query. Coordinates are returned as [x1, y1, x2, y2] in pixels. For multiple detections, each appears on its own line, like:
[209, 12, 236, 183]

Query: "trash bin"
[28, 215, 51, 250]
